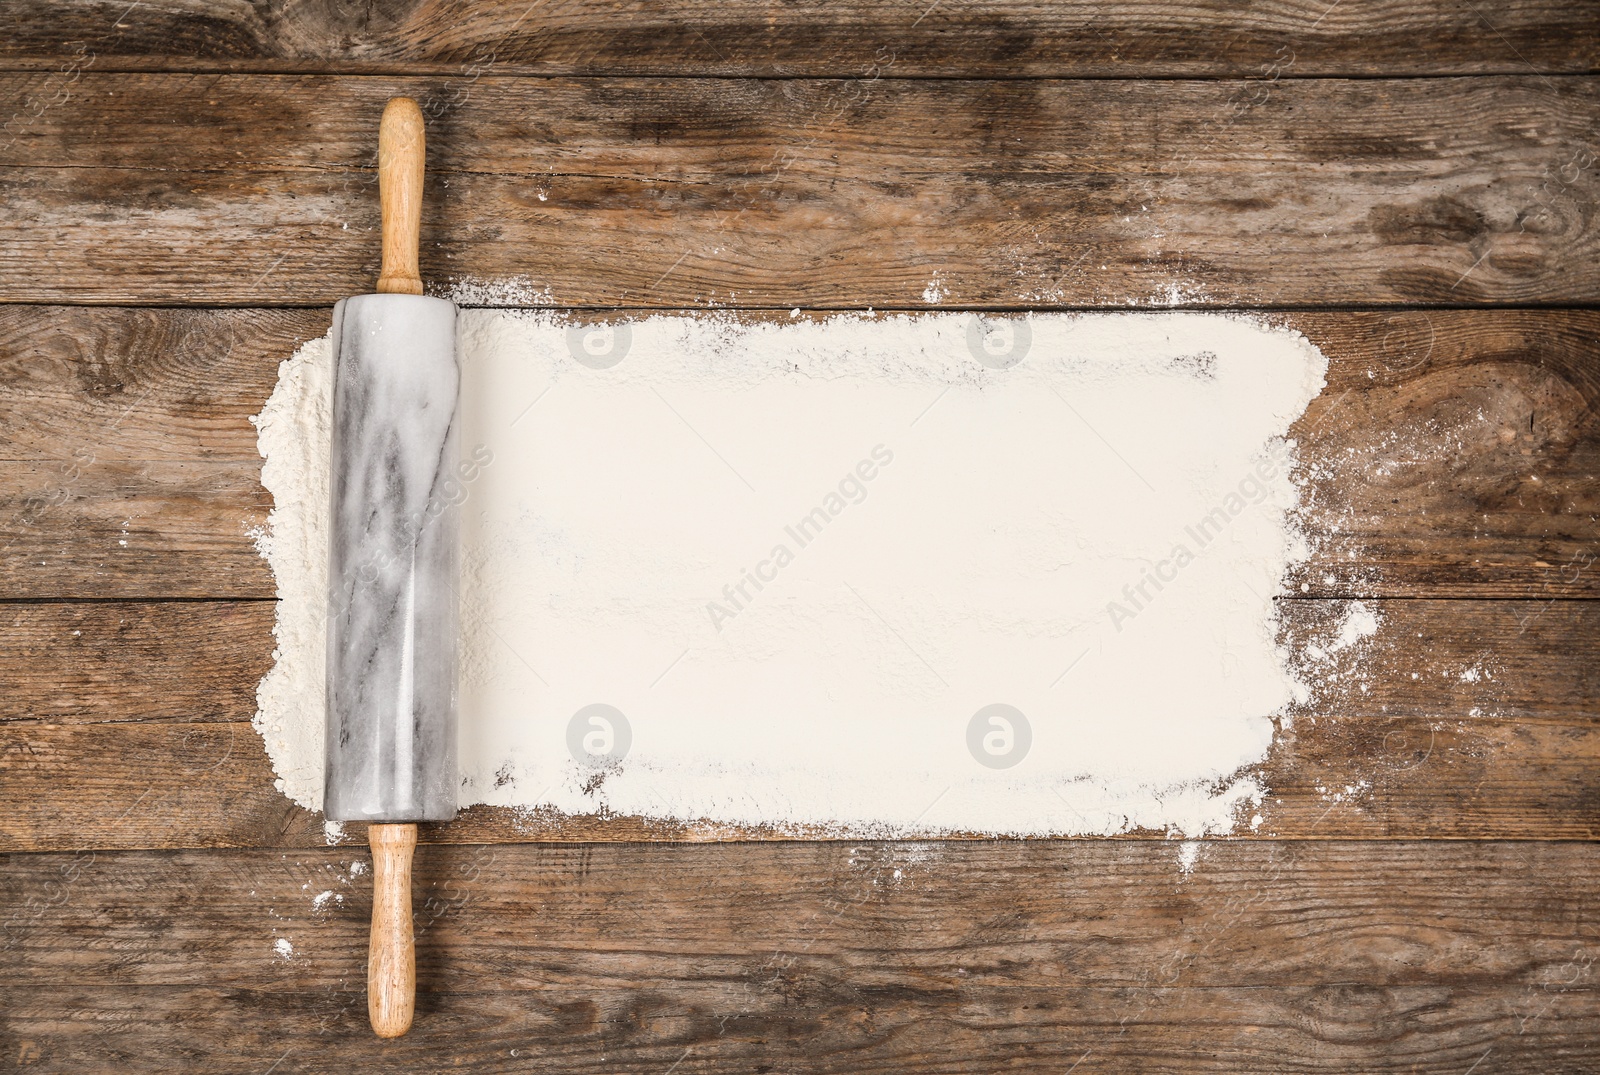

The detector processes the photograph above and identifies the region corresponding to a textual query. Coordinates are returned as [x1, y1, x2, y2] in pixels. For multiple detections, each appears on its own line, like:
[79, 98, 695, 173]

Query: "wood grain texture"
[0, 601, 271, 726]
[365, 823, 417, 1037]
[5, 984, 1596, 1074]
[2, 0, 1595, 77]
[2, 307, 1595, 599]
[3, 842, 1598, 1071]
[2, 74, 1596, 307]
[5, 841, 1595, 988]
[2, 7, 1597, 1066]
[376, 97, 426, 297]
[0, 460, 270, 598]
[1, 598, 1595, 850]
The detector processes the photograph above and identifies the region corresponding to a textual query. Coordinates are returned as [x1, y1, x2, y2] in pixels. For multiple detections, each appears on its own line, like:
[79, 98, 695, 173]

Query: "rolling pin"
[324, 97, 460, 1039]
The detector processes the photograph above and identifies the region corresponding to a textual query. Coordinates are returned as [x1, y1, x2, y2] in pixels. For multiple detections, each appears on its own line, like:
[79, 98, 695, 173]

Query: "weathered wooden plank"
[3, 0, 1595, 77]
[1286, 308, 1600, 597]
[0, 601, 271, 726]
[0, 306, 296, 462]
[1, 598, 1596, 849]
[3, 841, 1598, 1070]
[2, 307, 1596, 599]
[4, 983, 1595, 1073]
[5, 598, 1595, 728]
[4, 840, 1595, 987]
[2, 74, 1595, 306]
[0, 459, 271, 598]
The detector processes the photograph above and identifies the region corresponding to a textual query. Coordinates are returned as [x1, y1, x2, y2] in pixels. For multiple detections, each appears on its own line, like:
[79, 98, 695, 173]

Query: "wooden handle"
[368, 822, 417, 1038]
[376, 97, 425, 296]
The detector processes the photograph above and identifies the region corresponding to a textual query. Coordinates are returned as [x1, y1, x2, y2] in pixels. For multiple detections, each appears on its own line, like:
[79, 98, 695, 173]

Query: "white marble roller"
[332, 94, 457, 1041]
[324, 292, 460, 822]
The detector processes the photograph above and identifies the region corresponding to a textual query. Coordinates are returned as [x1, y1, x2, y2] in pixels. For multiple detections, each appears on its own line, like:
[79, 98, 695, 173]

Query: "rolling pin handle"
[368, 822, 418, 1037]
[376, 97, 426, 296]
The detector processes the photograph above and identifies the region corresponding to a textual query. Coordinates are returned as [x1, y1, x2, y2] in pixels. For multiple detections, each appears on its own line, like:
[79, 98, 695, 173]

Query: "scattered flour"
[249, 338, 333, 807]
[253, 311, 1329, 836]
[1332, 603, 1380, 653]
[441, 276, 556, 307]
[1299, 600, 1381, 664]
[273, 937, 294, 960]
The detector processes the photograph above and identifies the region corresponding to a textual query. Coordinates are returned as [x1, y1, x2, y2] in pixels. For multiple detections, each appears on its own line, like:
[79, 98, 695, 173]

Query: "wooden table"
[2, 2, 1597, 1070]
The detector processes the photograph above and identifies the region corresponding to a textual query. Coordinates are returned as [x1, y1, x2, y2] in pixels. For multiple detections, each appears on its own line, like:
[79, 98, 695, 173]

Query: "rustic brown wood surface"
[3, 0, 1595, 77]
[2, 74, 1597, 307]
[3, 842, 1599, 1071]
[1, 1, 1596, 1069]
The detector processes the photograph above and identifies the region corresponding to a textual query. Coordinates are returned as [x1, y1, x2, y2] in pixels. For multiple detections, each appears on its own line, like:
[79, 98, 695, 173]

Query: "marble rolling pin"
[324, 97, 460, 1039]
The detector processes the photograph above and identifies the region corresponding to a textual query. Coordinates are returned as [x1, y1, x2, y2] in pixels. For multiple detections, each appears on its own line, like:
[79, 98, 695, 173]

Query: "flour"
[441, 275, 556, 307]
[250, 339, 333, 806]
[253, 311, 1331, 836]
[1291, 599, 1384, 704]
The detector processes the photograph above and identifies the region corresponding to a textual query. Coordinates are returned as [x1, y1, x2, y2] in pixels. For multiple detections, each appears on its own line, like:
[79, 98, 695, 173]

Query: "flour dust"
[253, 311, 1337, 837]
